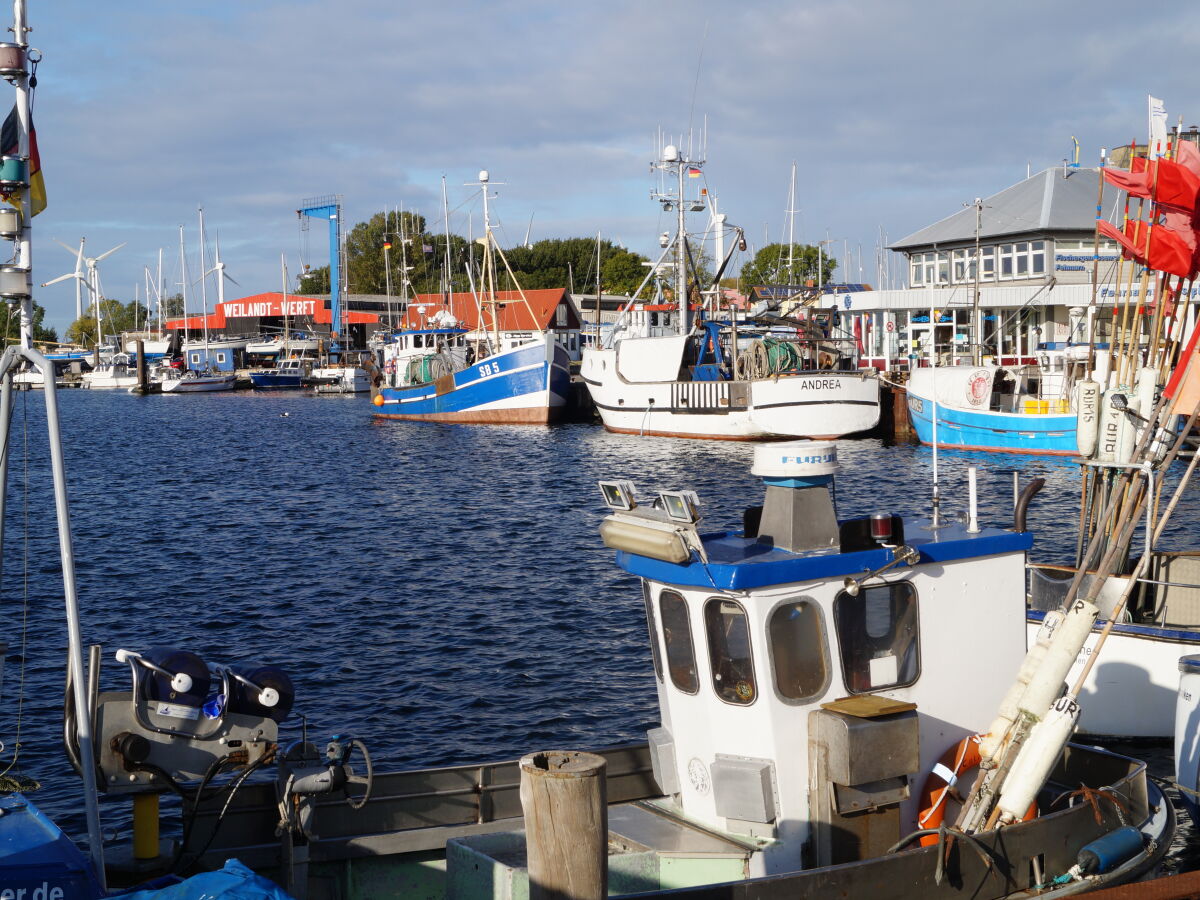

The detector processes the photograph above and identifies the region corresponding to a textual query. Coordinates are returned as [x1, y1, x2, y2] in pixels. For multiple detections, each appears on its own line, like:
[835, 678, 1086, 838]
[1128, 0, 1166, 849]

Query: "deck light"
[870, 513, 893, 543]
[599, 480, 637, 511]
[659, 490, 700, 524]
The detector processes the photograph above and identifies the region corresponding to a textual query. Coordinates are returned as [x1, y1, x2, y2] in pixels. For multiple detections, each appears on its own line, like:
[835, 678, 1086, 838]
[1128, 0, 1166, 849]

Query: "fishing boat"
[371, 171, 571, 423]
[80, 351, 138, 389]
[65, 442, 1173, 897]
[580, 142, 879, 441]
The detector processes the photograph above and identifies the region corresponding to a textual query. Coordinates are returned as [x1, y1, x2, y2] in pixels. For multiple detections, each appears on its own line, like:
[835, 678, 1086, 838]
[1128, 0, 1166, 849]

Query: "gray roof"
[890, 167, 1126, 251]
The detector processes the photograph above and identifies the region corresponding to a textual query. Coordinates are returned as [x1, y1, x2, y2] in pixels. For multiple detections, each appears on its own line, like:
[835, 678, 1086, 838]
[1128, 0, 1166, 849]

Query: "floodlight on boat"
[659, 490, 700, 524]
[599, 480, 637, 511]
[600, 514, 692, 564]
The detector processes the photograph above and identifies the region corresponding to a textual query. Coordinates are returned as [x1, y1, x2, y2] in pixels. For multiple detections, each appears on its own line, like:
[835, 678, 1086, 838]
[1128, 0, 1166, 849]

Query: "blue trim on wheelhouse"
[617, 519, 1033, 590]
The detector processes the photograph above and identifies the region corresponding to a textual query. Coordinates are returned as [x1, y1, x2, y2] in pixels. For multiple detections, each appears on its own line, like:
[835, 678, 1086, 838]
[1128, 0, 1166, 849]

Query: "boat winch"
[93, 647, 293, 792]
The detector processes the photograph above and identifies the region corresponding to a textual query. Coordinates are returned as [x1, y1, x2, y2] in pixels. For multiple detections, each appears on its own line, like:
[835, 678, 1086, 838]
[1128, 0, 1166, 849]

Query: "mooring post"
[519, 750, 607, 900]
[136, 340, 147, 392]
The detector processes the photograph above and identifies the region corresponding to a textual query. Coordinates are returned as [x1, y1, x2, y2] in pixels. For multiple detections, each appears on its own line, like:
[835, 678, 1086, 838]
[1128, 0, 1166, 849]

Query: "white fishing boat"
[311, 362, 370, 394]
[72, 443, 1172, 897]
[80, 351, 138, 389]
[580, 142, 879, 441]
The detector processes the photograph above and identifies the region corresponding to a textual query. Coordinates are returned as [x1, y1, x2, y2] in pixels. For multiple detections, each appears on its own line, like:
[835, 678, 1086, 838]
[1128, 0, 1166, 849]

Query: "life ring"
[916, 734, 1035, 846]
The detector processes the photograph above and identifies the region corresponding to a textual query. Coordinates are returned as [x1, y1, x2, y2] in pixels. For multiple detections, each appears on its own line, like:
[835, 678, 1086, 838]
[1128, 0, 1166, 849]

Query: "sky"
[22, 0, 1200, 335]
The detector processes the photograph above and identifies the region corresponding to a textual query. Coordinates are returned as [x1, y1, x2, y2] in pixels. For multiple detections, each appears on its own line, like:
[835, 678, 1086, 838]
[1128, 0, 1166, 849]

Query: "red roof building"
[400, 288, 580, 332]
[166, 293, 379, 331]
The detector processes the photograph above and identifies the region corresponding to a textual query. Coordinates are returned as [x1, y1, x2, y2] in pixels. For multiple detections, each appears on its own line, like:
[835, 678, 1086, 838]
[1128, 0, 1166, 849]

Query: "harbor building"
[807, 164, 1190, 371]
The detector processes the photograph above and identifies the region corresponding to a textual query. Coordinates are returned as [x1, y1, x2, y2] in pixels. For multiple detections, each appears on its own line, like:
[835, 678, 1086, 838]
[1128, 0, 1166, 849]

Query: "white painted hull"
[312, 367, 370, 393]
[1026, 615, 1200, 738]
[581, 347, 879, 440]
[82, 374, 139, 390]
[159, 373, 237, 393]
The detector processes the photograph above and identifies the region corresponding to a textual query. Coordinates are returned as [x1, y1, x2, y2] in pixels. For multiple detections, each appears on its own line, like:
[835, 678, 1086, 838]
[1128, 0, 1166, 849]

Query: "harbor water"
[1, 389, 1198, 868]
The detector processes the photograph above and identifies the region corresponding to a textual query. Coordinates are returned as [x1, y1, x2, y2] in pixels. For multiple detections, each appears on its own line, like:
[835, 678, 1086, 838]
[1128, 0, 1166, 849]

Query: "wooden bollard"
[519, 750, 607, 900]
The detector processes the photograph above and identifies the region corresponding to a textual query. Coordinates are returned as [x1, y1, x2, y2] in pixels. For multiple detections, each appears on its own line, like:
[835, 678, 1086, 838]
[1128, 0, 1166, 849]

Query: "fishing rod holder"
[842, 545, 920, 597]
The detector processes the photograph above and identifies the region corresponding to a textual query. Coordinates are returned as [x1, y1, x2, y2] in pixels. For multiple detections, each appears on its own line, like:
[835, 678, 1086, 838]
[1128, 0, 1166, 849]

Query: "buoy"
[1075, 380, 1099, 458]
[979, 610, 1063, 761]
[372, 393, 384, 407]
[1073, 826, 1145, 876]
[1097, 389, 1123, 462]
[997, 693, 1080, 823]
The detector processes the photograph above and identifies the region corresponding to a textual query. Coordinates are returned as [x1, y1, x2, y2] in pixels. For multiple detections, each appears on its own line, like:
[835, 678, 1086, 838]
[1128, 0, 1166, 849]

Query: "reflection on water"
[0, 390, 1196, 871]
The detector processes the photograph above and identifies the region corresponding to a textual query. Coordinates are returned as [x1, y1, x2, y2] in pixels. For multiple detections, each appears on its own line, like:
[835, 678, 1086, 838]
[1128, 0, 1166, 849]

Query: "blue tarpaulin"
[115, 859, 295, 900]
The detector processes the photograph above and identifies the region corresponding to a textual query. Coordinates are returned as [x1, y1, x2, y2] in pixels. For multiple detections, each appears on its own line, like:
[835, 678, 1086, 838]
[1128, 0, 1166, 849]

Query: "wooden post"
[136, 339, 147, 391]
[519, 750, 607, 900]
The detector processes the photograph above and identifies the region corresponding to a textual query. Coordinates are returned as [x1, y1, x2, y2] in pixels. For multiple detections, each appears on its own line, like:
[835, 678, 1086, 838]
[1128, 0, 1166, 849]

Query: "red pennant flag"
[1102, 165, 1151, 197]
[1161, 208, 1198, 251]
[1165, 320, 1200, 414]
[1176, 140, 1200, 179]
[1148, 157, 1200, 214]
[1097, 219, 1144, 260]
[1126, 219, 1195, 277]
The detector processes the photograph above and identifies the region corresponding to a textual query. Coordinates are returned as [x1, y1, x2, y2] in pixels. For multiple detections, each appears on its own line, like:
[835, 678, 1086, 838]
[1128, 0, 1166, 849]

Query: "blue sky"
[25, 0, 1200, 334]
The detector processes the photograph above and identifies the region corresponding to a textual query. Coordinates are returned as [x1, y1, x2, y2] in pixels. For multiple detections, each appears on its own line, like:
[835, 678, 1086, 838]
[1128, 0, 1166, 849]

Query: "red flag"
[1165, 320, 1200, 413]
[1103, 165, 1151, 197]
[1097, 219, 1143, 260]
[1148, 157, 1200, 214]
[1161, 208, 1197, 251]
[1126, 219, 1195, 277]
[853, 315, 864, 354]
[1176, 140, 1200, 179]
[1132, 155, 1149, 174]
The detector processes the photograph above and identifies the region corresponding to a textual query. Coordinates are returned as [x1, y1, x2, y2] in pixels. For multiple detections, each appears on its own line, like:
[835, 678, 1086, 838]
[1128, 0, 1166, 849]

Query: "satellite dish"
[662, 145, 679, 162]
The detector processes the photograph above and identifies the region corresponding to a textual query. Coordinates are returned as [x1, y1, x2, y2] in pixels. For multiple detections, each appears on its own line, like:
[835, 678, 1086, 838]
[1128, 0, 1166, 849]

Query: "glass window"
[834, 582, 920, 693]
[660, 590, 698, 694]
[768, 599, 829, 702]
[643, 581, 664, 683]
[1031, 241, 1045, 275]
[952, 249, 967, 282]
[704, 597, 756, 705]
[1000, 244, 1014, 277]
[556, 304, 567, 326]
[910, 257, 923, 286]
[1015, 242, 1029, 275]
[981, 247, 995, 278]
[937, 251, 949, 284]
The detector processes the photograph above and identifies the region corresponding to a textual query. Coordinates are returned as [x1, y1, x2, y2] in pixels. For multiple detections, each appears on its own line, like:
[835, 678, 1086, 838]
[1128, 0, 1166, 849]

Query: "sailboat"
[160, 216, 235, 393]
[371, 170, 571, 423]
[580, 141, 880, 441]
[250, 254, 310, 390]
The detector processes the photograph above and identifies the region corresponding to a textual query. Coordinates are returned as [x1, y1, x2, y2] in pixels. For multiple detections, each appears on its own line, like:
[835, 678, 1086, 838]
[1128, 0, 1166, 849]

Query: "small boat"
[250, 356, 309, 390]
[311, 362, 371, 394]
[581, 143, 879, 441]
[159, 368, 236, 393]
[81, 351, 139, 389]
[246, 333, 321, 356]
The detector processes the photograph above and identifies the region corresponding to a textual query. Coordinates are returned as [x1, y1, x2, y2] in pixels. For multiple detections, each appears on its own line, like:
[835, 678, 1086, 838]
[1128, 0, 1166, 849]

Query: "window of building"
[833, 581, 921, 693]
[1015, 242, 1029, 276]
[1031, 241, 1045, 275]
[556, 304, 567, 326]
[643, 582, 664, 683]
[936, 251, 949, 284]
[704, 597, 756, 705]
[910, 256, 923, 286]
[768, 598, 829, 702]
[952, 249, 968, 282]
[659, 590, 698, 694]
[1000, 244, 1014, 278]
[924, 252, 935, 285]
[981, 247, 995, 279]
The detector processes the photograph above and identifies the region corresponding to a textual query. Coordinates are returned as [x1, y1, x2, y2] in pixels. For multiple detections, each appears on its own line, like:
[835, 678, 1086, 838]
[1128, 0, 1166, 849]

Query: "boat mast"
[480, 171, 501, 351]
[0, 0, 107, 879]
[971, 197, 983, 365]
[441, 175, 452, 311]
[178, 225, 189, 360]
[281, 251, 290, 351]
[198, 208, 211, 368]
[675, 148, 688, 335]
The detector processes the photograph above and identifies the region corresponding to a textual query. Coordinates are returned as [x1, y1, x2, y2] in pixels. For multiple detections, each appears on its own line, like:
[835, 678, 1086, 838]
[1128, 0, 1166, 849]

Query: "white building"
[817, 164, 1187, 371]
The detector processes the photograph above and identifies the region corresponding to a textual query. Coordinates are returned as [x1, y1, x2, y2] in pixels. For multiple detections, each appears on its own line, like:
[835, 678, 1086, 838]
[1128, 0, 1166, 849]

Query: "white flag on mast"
[1149, 95, 1169, 157]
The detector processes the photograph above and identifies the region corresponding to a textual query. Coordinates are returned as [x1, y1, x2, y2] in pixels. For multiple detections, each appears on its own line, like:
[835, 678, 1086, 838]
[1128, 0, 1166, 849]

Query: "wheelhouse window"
[704, 597, 756, 704]
[643, 581, 664, 683]
[768, 598, 829, 703]
[659, 590, 698, 694]
[833, 581, 920, 693]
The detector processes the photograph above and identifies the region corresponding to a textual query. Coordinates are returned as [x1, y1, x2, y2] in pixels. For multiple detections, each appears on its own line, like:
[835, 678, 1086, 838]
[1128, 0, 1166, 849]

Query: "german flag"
[0, 104, 45, 216]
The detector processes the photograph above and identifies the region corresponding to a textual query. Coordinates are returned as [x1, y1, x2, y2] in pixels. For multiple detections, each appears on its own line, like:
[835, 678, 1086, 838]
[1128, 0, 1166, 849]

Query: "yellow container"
[1021, 398, 1048, 415]
[1051, 399, 1070, 414]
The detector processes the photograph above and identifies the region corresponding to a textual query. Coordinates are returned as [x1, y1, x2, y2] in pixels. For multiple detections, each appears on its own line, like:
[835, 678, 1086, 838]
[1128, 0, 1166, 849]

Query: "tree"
[737, 242, 836, 289]
[66, 299, 146, 348]
[0, 301, 57, 345]
[297, 265, 329, 295]
[502, 238, 650, 296]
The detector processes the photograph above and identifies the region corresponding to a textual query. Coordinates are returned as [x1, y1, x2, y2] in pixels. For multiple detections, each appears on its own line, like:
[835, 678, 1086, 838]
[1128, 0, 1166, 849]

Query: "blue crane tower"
[298, 194, 344, 353]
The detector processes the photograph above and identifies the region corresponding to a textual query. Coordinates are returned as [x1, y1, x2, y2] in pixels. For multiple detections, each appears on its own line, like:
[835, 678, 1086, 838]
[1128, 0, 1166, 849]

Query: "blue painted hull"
[374, 339, 570, 424]
[250, 372, 304, 390]
[0, 794, 105, 899]
[906, 389, 1077, 456]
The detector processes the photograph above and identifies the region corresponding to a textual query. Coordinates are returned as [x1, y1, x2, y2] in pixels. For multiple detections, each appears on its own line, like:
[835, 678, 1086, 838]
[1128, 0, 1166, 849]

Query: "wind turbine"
[203, 233, 239, 309]
[42, 238, 85, 321]
[41, 238, 124, 346]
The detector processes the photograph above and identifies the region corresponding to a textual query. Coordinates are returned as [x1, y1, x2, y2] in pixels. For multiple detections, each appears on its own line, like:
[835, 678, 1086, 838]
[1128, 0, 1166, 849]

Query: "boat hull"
[907, 388, 1077, 455]
[374, 336, 570, 425]
[249, 372, 304, 390]
[581, 348, 878, 440]
[159, 374, 237, 393]
[1027, 609, 1196, 738]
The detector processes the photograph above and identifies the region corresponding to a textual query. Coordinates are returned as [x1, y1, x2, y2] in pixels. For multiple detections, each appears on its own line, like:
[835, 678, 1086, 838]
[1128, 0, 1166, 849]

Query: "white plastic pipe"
[997, 693, 1080, 823]
[967, 466, 979, 533]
